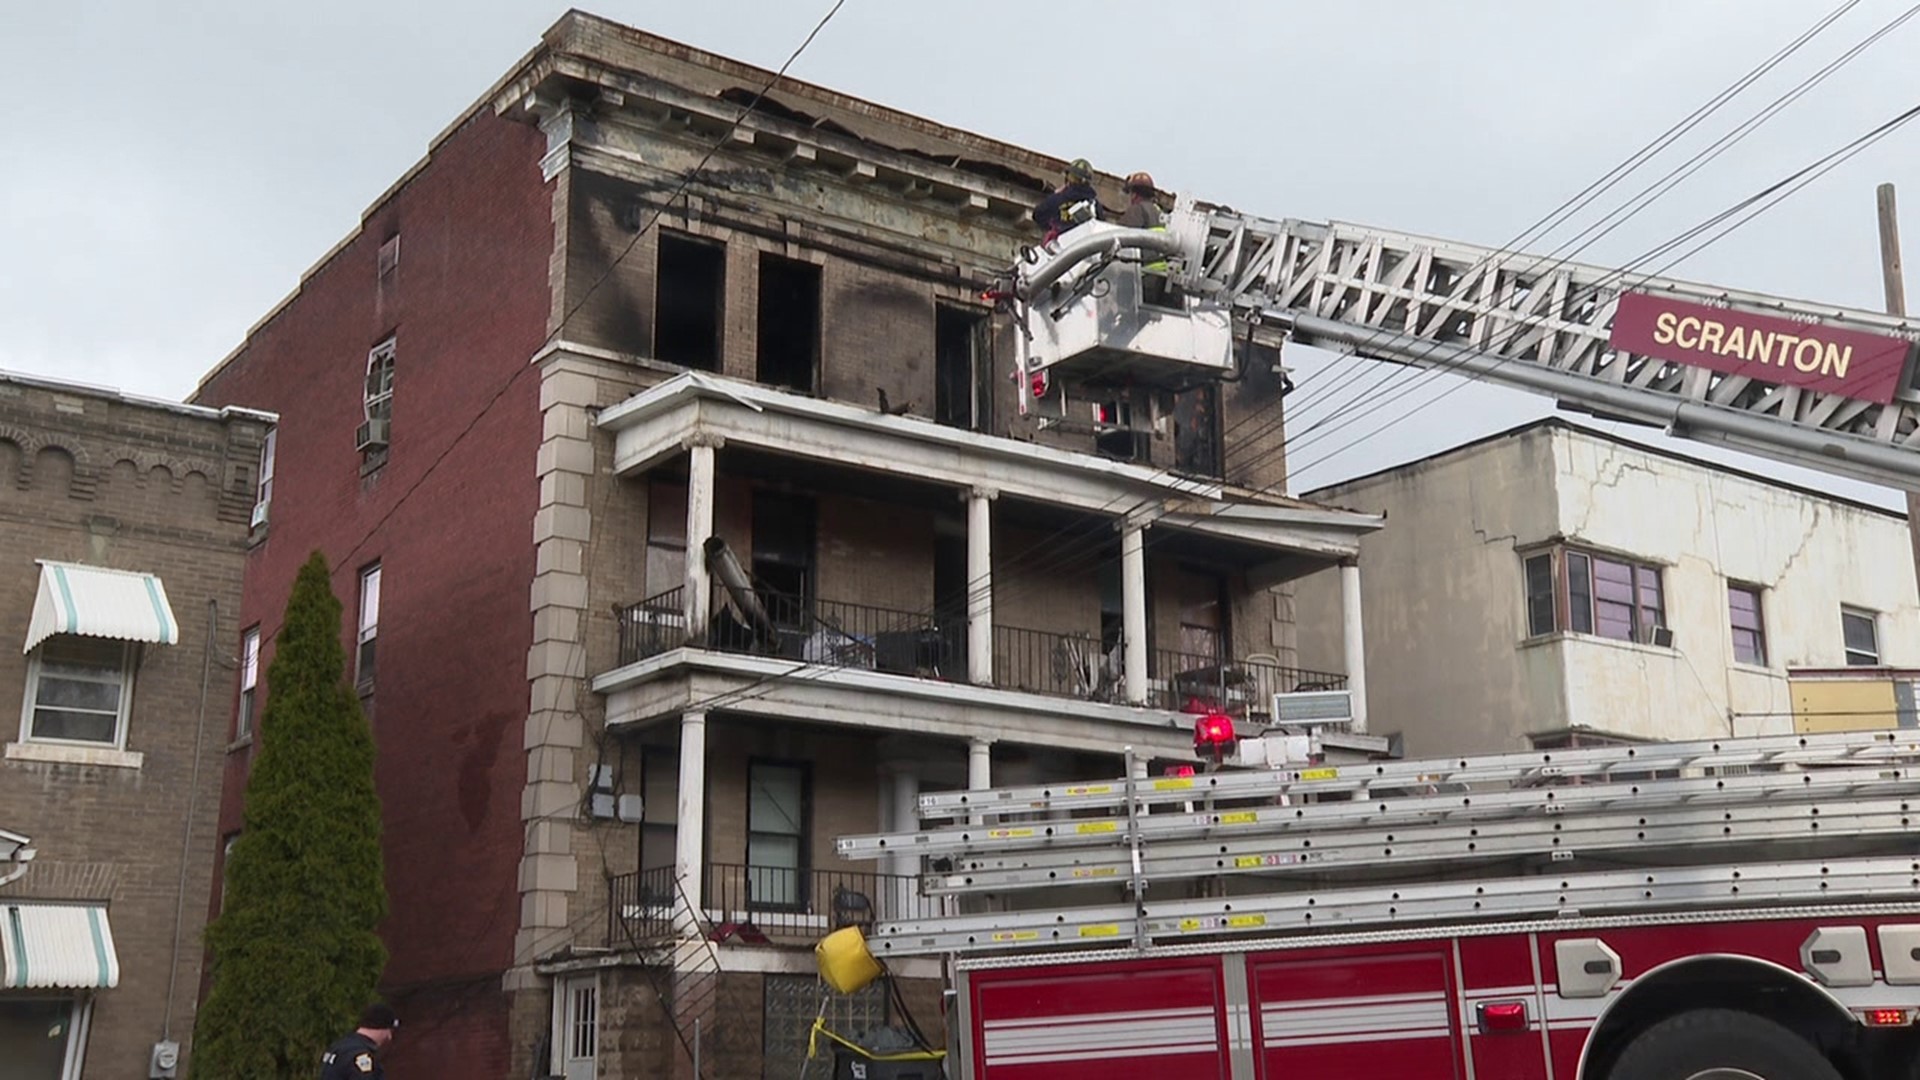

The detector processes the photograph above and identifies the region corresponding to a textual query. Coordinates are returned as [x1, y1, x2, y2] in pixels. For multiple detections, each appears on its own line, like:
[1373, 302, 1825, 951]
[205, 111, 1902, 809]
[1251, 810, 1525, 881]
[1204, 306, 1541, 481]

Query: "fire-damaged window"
[655, 231, 724, 371]
[751, 491, 816, 627]
[1173, 384, 1222, 478]
[757, 254, 821, 393]
[1175, 566, 1229, 663]
[934, 304, 992, 432]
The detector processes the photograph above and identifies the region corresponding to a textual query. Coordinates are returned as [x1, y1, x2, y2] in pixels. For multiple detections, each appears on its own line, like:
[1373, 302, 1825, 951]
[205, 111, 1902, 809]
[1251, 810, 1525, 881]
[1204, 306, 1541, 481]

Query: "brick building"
[0, 370, 272, 1079]
[189, 12, 1381, 1077]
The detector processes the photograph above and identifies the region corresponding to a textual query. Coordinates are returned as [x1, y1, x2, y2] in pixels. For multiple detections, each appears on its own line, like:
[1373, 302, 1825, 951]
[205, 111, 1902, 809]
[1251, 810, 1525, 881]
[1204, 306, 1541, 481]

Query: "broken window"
[756, 255, 821, 393]
[645, 481, 689, 599]
[655, 232, 724, 371]
[1173, 384, 1222, 478]
[751, 491, 817, 627]
[1175, 567, 1228, 664]
[935, 304, 992, 431]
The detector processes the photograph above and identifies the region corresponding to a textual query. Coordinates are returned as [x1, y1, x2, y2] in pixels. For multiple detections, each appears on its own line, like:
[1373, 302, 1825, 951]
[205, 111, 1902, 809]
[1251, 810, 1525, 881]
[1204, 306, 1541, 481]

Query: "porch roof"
[597, 372, 1384, 563]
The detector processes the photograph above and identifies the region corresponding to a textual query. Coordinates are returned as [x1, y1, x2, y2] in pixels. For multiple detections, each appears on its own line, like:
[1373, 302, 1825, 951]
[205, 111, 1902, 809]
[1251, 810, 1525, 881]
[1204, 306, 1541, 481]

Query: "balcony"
[614, 583, 1345, 723]
[607, 863, 935, 947]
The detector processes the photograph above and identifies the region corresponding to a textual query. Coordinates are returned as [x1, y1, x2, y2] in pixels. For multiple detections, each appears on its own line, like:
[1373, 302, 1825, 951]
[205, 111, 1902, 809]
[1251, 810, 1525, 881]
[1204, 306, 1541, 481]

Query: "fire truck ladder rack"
[1161, 201, 1920, 489]
[835, 730, 1920, 958]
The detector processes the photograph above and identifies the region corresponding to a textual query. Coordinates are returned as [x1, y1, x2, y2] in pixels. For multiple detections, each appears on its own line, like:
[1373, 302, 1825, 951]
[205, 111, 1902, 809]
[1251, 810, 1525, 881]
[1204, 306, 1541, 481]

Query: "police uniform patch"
[355, 1052, 374, 1073]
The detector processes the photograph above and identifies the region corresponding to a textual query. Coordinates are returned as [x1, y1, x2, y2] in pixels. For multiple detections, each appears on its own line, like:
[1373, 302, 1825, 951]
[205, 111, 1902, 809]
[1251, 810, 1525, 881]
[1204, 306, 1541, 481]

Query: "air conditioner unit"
[355, 417, 390, 452]
[1271, 689, 1354, 727]
[1636, 623, 1675, 648]
[249, 501, 269, 529]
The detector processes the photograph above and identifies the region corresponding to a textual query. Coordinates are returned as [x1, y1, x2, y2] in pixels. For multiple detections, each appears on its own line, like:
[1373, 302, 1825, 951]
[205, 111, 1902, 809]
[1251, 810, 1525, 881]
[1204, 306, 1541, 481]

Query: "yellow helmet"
[1065, 158, 1093, 182]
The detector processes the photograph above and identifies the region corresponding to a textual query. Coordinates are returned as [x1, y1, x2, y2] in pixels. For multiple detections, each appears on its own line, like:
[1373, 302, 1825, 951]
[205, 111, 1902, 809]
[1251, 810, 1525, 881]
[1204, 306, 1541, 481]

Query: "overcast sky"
[4, 1, 1916, 508]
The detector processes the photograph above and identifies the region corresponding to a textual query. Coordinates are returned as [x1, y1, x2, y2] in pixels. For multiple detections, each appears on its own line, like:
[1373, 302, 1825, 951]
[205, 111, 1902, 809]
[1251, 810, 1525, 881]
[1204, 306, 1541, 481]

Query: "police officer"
[320, 1003, 399, 1079]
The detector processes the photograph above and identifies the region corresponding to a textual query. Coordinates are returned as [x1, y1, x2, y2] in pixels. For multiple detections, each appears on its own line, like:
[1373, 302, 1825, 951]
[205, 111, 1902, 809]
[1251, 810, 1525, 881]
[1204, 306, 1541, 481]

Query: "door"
[558, 975, 598, 1080]
[0, 998, 85, 1080]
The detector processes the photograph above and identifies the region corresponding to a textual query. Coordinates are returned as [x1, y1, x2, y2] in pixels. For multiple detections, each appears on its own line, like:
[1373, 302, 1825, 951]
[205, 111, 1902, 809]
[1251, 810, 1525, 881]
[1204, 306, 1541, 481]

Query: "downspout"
[161, 597, 218, 1040]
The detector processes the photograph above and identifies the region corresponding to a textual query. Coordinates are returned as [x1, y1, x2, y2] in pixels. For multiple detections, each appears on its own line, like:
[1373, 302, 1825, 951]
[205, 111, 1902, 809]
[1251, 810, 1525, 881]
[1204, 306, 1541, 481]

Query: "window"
[748, 760, 809, 909]
[1172, 384, 1222, 478]
[1175, 567, 1228, 663]
[1524, 554, 1556, 637]
[751, 492, 816, 628]
[252, 427, 275, 528]
[1843, 606, 1880, 666]
[756, 255, 821, 393]
[1728, 584, 1767, 667]
[356, 564, 381, 688]
[22, 636, 133, 747]
[638, 746, 678, 874]
[0, 998, 84, 1079]
[934, 305, 991, 431]
[360, 337, 395, 457]
[377, 233, 401, 282]
[237, 626, 261, 738]
[645, 481, 688, 598]
[655, 232, 725, 371]
[1521, 546, 1666, 644]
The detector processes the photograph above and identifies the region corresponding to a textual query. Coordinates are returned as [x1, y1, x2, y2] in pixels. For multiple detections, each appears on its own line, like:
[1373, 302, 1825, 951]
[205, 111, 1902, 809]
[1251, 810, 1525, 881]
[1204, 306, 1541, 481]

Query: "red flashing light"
[1194, 711, 1236, 756]
[1864, 1008, 1912, 1027]
[1030, 373, 1050, 400]
[1164, 765, 1196, 778]
[1477, 1001, 1529, 1034]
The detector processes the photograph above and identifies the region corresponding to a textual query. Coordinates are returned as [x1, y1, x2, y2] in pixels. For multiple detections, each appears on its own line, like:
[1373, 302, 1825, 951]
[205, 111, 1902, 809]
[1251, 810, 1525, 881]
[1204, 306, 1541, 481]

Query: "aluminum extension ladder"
[835, 730, 1920, 957]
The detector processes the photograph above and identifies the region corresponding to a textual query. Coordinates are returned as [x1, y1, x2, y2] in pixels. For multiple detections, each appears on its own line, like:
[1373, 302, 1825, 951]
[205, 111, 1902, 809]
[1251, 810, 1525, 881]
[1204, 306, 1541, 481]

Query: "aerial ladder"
[995, 197, 1920, 490]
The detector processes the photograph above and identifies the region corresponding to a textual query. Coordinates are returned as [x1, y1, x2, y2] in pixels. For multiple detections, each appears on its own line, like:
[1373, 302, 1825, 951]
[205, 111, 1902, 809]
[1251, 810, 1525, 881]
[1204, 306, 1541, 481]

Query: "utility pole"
[1877, 183, 1920, 595]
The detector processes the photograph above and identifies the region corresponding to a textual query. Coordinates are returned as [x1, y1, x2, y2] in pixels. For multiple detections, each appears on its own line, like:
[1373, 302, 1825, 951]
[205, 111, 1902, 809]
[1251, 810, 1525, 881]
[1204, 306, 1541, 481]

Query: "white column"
[1122, 522, 1149, 705]
[968, 738, 992, 826]
[1341, 561, 1369, 734]
[683, 439, 717, 642]
[673, 710, 708, 929]
[967, 488, 995, 684]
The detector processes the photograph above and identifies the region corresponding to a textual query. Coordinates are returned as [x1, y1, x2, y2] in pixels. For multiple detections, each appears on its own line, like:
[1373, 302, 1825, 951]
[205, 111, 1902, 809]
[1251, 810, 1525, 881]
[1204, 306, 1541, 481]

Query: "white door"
[560, 975, 597, 1080]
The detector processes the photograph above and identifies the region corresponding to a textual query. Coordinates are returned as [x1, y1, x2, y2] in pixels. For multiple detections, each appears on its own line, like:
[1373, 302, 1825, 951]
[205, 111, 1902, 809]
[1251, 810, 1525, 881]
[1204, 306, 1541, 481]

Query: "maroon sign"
[1609, 292, 1912, 405]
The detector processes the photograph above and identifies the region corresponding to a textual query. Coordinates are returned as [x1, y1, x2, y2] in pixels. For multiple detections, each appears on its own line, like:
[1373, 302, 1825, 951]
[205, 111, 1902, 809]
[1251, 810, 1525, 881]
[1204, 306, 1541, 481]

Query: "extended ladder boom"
[837, 730, 1920, 959]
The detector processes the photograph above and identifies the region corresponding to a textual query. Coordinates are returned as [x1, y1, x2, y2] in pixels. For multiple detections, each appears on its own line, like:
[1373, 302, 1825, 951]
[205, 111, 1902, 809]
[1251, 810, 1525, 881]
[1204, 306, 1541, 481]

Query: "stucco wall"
[1300, 423, 1918, 755]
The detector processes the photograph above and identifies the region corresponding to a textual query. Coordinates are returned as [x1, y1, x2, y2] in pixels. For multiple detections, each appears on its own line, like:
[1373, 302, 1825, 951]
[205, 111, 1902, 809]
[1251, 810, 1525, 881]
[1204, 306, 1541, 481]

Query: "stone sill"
[1518, 631, 1676, 660]
[5, 741, 144, 769]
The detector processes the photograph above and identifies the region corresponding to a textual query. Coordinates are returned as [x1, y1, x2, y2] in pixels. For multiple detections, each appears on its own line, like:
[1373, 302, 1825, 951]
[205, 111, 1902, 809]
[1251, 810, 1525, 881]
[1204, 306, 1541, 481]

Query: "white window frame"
[357, 564, 381, 688]
[252, 427, 276, 527]
[364, 338, 396, 424]
[1842, 605, 1882, 666]
[237, 626, 261, 738]
[19, 636, 135, 751]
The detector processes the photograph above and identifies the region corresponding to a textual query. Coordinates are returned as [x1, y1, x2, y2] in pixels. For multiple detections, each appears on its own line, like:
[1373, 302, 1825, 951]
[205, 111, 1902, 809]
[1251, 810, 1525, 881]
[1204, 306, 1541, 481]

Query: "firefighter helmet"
[1125, 171, 1155, 195]
[1065, 158, 1093, 182]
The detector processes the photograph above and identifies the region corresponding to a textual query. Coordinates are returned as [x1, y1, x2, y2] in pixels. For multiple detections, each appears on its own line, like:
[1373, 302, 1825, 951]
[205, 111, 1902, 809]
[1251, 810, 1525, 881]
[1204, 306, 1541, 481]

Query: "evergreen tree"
[192, 551, 388, 1079]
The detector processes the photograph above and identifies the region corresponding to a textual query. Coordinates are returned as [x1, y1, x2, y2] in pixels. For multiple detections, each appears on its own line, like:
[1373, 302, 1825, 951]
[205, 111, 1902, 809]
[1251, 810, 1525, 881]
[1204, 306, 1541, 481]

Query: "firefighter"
[1118, 171, 1163, 229]
[1031, 158, 1099, 243]
[319, 1003, 399, 1079]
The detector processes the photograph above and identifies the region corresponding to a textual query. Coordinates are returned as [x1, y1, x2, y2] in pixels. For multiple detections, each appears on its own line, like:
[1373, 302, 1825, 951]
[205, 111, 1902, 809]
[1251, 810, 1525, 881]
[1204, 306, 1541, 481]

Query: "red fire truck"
[821, 729, 1920, 1079]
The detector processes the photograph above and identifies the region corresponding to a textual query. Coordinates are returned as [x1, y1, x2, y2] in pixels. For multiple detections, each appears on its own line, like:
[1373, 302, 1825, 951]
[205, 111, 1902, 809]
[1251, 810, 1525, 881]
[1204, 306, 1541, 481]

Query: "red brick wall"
[192, 110, 553, 1077]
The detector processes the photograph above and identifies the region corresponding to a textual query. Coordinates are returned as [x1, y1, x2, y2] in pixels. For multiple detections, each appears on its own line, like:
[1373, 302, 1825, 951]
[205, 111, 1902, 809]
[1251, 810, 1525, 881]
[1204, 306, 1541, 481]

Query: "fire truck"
[809, 189, 1920, 1079]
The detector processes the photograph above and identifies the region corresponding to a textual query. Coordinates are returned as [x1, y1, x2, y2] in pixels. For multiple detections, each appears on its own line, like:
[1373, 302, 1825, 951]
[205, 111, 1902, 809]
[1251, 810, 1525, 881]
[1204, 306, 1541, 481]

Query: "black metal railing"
[1150, 647, 1347, 714]
[992, 623, 1122, 703]
[705, 584, 965, 680]
[615, 587, 687, 666]
[613, 588, 1346, 717]
[607, 864, 678, 946]
[608, 864, 932, 945]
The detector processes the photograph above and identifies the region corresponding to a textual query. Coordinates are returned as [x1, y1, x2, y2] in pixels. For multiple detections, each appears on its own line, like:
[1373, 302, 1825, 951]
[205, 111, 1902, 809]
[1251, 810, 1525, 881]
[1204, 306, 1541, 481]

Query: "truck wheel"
[1607, 1008, 1841, 1080]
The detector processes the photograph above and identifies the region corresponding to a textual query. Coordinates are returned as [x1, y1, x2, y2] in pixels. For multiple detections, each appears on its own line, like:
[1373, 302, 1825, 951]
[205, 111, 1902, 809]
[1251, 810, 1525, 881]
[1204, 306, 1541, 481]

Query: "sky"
[4, 0, 1917, 508]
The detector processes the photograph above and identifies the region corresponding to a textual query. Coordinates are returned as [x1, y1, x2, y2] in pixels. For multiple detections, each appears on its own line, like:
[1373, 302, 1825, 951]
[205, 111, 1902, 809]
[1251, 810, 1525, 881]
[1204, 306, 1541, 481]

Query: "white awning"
[2, 903, 119, 989]
[24, 561, 178, 654]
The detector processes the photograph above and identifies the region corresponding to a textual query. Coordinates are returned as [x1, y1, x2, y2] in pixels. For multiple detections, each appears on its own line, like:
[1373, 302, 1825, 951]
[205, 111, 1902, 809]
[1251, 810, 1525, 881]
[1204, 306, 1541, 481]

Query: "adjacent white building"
[1297, 419, 1920, 755]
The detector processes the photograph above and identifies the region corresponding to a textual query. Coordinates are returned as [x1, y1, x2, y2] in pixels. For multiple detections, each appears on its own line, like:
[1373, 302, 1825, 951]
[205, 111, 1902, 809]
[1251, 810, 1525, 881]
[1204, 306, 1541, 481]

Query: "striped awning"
[2, 903, 119, 989]
[24, 561, 178, 654]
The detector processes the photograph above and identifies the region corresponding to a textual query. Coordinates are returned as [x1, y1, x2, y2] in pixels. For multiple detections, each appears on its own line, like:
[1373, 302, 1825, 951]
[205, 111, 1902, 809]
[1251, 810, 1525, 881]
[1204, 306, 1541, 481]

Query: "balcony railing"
[1151, 647, 1347, 715]
[613, 587, 1346, 716]
[608, 863, 934, 946]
